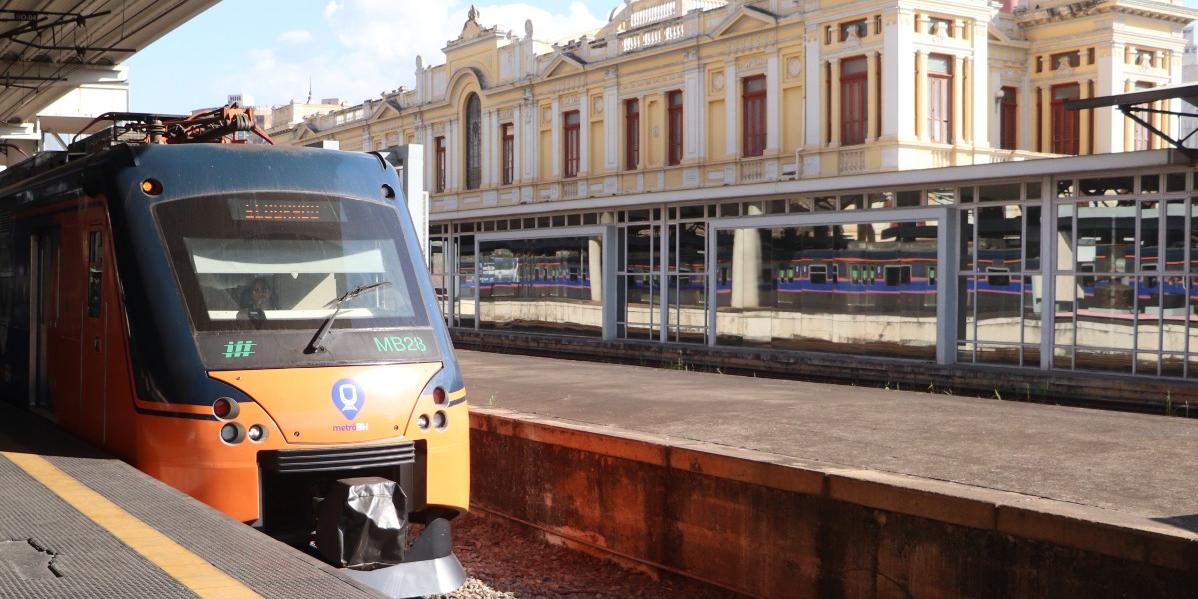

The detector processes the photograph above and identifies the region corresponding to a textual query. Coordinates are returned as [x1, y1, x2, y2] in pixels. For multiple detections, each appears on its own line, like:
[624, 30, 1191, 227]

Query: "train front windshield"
[156, 195, 438, 366]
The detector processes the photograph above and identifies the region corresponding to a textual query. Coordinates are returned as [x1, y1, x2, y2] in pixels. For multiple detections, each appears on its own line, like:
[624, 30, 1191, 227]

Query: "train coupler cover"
[315, 476, 407, 569]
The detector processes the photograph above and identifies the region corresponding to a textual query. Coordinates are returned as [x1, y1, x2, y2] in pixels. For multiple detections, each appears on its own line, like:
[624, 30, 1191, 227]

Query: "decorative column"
[766, 50, 781, 153]
[829, 57, 841, 146]
[963, 58, 973, 144]
[683, 58, 704, 162]
[1039, 87, 1051, 153]
[604, 74, 619, 170]
[725, 59, 738, 157]
[882, 7, 916, 142]
[512, 105, 523, 183]
[445, 119, 457, 191]
[579, 94, 590, 176]
[551, 97, 561, 177]
[952, 55, 964, 145]
[1078, 82, 1090, 155]
[916, 51, 928, 141]
[970, 20, 990, 148]
[480, 109, 493, 187]
[804, 26, 822, 148]
[1122, 80, 1134, 152]
[866, 52, 879, 142]
[1096, 44, 1124, 154]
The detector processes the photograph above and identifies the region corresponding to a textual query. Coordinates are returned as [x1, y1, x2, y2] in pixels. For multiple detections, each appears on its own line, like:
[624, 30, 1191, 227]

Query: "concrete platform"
[0, 404, 381, 599]
[460, 349, 1198, 597]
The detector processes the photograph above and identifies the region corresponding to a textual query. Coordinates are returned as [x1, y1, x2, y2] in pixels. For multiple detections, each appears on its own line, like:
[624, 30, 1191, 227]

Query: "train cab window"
[809, 265, 828, 285]
[86, 231, 103, 318]
[155, 195, 430, 336]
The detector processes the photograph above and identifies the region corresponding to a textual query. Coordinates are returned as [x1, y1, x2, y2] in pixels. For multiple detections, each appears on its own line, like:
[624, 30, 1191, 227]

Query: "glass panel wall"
[956, 182, 1042, 367]
[1052, 173, 1192, 376]
[715, 219, 939, 359]
[454, 234, 476, 329]
[477, 236, 603, 337]
[667, 220, 708, 343]
[618, 222, 661, 340]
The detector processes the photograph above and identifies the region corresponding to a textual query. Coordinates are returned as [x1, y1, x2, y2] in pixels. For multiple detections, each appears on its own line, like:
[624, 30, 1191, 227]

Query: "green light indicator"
[223, 340, 256, 358]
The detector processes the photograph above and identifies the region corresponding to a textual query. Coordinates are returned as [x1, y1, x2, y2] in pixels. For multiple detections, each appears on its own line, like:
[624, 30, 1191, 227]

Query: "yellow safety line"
[0, 449, 261, 599]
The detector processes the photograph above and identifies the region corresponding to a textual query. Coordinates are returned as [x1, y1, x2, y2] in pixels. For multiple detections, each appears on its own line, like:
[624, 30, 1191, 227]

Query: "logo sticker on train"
[331, 378, 365, 421]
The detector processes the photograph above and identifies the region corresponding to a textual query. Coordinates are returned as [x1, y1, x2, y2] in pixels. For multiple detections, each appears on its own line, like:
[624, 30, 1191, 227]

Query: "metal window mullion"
[658, 207, 669, 343]
[707, 220, 717, 347]
[473, 235, 480, 330]
[971, 207, 978, 363]
[1040, 176, 1054, 370]
[1158, 198, 1166, 375]
[1186, 197, 1193, 378]
[1132, 201, 1141, 375]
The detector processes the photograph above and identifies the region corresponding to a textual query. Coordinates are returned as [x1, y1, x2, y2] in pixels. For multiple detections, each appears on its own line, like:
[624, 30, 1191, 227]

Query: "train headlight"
[433, 411, 447, 430]
[247, 424, 266, 442]
[417, 414, 430, 430]
[212, 397, 238, 420]
[220, 423, 245, 444]
[432, 387, 447, 405]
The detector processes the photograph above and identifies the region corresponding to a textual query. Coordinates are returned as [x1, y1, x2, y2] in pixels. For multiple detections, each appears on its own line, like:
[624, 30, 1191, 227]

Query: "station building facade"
[274, 0, 1198, 381]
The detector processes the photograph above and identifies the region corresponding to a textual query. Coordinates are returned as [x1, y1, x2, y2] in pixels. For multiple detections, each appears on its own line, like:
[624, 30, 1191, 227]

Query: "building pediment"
[542, 53, 586, 79]
[712, 5, 776, 40]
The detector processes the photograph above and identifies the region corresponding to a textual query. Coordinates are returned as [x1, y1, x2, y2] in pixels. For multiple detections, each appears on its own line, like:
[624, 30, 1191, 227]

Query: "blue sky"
[126, 0, 1198, 114]
[125, 0, 616, 113]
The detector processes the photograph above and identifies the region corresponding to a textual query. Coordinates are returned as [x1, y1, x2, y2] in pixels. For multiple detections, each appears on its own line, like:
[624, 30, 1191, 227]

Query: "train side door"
[28, 228, 59, 412]
[79, 225, 108, 443]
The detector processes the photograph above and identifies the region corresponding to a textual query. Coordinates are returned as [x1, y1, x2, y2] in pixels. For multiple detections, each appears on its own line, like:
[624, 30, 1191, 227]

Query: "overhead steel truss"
[1066, 82, 1198, 157]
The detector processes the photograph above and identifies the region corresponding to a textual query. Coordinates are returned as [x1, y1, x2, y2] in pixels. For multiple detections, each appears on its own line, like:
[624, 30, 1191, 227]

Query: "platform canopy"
[1065, 81, 1198, 154]
[0, 1, 218, 135]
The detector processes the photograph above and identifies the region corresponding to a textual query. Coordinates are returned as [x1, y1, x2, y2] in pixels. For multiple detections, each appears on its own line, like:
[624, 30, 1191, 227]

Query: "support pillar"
[731, 205, 763, 309]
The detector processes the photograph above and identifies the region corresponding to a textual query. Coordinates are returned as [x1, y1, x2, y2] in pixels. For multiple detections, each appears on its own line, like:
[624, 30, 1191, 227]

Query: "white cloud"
[219, 0, 606, 108]
[278, 30, 313, 44]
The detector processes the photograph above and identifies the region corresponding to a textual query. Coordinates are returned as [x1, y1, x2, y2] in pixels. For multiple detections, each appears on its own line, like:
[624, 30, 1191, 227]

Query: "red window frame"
[1051, 83, 1080, 155]
[434, 136, 446, 193]
[625, 99, 640, 170]
[1000, 86, 1017, 150]
[840, 56, 868, 146]
[927, 54, 952, 144]
[667, 90, 683, 166]
[563, 110, 580, 178]
[501, 123, 514, 185]
[742, 75, 767, 157]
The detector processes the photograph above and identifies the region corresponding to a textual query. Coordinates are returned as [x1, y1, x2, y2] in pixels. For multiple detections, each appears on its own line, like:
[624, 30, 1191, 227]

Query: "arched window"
[464, 93, 481, 190]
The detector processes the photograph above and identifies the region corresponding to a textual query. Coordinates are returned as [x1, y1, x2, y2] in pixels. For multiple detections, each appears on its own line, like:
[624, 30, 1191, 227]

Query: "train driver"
[238, 277, 277, 327]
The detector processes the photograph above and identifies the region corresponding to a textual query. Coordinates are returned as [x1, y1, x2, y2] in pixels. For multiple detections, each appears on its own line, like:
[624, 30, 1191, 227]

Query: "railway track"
[436, 511, 736, 599]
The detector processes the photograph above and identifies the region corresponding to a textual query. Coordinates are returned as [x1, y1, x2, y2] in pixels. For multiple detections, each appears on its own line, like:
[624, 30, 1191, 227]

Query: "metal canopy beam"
[1065, 82, 1198, 157]
[1064, 82, 1198, 111]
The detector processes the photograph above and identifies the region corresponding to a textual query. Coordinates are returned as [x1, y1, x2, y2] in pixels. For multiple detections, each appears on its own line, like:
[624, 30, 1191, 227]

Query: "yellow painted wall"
[708, 100, 724, 159]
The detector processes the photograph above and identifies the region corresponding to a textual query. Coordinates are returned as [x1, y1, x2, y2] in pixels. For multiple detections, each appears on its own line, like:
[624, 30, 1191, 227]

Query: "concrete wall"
[471, 409, 1198, 598]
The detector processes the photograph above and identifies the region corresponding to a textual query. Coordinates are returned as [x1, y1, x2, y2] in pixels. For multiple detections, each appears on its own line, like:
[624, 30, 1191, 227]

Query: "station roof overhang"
[431, 149, 1191, 222]
[1065, 82, 1198, 156]
[0, 0, 219, 138]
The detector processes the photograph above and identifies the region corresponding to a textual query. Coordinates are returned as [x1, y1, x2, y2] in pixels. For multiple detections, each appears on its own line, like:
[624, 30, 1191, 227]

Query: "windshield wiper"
[304, 281, 391, 354]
